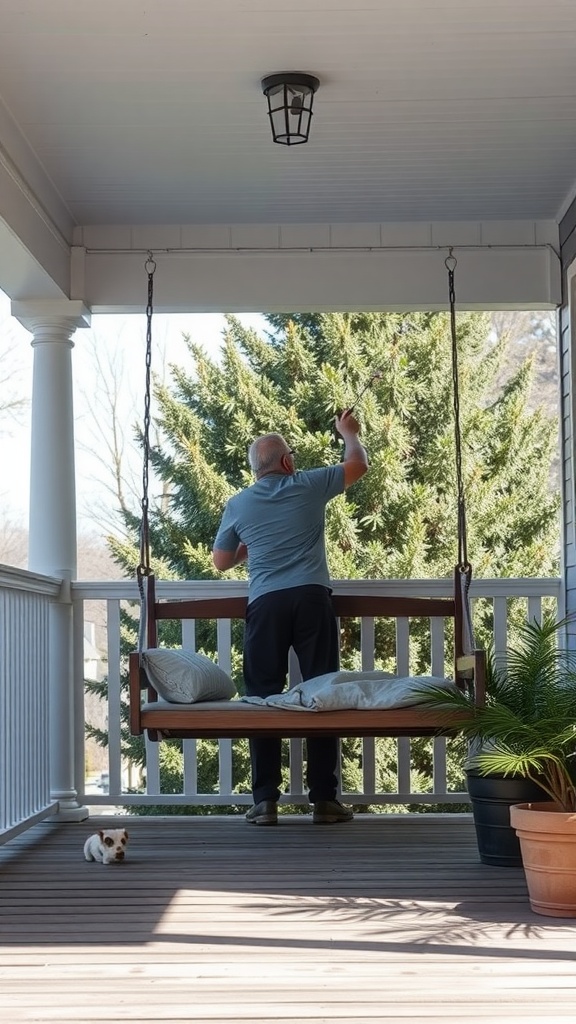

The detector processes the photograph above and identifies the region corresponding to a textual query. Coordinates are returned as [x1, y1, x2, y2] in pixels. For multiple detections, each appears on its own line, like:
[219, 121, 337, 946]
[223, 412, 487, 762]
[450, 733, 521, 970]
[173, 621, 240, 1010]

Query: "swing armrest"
[129, 652, 155, 735]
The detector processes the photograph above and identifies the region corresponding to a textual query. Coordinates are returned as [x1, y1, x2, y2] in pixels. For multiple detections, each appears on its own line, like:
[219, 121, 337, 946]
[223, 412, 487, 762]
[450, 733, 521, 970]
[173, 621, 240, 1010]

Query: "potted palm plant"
[419, 614, 576, 916]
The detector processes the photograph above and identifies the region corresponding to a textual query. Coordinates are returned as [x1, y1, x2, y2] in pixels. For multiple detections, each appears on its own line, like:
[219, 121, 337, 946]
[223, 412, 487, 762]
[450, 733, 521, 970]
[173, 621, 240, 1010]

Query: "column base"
[50, 795, 90, 821]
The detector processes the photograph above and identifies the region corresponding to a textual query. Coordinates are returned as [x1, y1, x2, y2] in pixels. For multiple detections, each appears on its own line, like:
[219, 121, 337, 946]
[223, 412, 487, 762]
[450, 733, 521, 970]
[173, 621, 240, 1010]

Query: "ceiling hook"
[445, 246, 457, 273]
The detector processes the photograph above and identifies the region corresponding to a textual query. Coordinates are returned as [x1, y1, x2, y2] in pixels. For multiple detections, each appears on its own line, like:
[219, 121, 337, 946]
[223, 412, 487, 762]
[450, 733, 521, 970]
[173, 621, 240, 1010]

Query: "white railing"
[0, 566, 60, 841]
[71, 576, 562, 812]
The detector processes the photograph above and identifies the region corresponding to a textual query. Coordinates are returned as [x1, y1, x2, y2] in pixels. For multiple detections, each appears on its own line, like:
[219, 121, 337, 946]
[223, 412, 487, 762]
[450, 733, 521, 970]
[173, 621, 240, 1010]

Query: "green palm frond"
[417, 614, 576, 811]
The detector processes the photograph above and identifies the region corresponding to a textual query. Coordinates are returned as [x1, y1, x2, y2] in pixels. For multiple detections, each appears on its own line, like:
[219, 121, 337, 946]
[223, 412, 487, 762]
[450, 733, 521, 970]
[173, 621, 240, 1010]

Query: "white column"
[12, 300, 91, 820]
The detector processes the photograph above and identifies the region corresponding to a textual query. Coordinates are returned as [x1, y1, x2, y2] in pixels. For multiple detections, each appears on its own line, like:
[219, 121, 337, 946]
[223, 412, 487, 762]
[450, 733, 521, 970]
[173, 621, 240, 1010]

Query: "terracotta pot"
[510, 801, 576, 918]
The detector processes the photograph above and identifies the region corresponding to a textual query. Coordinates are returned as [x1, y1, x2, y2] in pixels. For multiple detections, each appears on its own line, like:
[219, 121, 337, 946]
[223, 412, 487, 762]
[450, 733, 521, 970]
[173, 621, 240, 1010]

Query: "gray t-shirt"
[213, 465, 345, 603]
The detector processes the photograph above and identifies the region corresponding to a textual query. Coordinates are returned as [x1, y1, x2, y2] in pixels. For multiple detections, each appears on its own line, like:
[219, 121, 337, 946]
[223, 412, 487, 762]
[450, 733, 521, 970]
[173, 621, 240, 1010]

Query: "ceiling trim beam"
[74, 243, 561, 314]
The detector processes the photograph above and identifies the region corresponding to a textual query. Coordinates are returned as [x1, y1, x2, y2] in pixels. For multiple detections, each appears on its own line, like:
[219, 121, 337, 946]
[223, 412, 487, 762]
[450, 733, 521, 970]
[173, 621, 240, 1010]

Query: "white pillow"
[141, 649, 237, 704]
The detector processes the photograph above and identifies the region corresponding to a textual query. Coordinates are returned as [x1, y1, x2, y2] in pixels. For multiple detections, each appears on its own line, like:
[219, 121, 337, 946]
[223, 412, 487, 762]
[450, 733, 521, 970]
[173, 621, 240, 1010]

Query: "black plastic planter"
[466, 770, 547, 866]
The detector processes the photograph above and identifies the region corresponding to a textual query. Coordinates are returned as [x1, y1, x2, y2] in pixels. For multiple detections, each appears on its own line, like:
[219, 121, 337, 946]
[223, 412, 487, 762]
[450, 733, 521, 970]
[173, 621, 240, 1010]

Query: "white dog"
[83, 828, 129, 864]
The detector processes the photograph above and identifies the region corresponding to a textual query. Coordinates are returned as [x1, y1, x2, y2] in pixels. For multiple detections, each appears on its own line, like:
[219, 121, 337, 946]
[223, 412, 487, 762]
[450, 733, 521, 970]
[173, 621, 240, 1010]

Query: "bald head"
[248, 433, 293, 478]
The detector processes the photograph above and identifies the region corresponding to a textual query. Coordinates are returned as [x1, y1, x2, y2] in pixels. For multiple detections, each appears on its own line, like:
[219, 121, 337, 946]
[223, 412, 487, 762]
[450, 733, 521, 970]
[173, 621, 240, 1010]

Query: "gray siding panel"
[565, 563, 576, 589]
[561, 233, 576, 276]
[559, 199, 576, 246]
[559, 203, 576, 616]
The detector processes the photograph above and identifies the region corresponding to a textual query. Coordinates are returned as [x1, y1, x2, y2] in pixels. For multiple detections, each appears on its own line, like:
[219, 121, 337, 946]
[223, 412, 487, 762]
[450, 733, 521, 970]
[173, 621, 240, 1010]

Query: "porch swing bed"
[128, 250, 486, 744]
[129, 573, 486, 742]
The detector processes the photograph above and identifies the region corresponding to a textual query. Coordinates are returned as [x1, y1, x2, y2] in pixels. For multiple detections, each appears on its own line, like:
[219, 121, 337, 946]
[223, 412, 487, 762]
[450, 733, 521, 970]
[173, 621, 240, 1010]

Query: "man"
[212, 409, 369, 825]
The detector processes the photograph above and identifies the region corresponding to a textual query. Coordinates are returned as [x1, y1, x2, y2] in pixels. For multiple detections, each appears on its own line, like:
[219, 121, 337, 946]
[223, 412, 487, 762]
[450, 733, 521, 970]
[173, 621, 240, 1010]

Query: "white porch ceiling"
[0, 0, 575, 229]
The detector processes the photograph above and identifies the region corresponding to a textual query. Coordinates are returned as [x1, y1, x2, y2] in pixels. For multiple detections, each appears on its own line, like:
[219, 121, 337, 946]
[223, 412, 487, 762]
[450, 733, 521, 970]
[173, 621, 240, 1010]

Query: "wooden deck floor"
[0, 814, 575, 1023]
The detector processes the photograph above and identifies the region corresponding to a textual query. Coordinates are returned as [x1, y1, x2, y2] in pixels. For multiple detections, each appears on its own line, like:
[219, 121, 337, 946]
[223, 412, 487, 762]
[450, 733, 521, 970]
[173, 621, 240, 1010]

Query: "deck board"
[0, 814, 575, 1022]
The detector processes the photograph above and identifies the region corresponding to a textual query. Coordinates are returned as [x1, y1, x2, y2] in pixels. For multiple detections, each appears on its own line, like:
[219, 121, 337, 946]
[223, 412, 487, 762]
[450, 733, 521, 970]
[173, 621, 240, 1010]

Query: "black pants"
[243, 585, 340, 804]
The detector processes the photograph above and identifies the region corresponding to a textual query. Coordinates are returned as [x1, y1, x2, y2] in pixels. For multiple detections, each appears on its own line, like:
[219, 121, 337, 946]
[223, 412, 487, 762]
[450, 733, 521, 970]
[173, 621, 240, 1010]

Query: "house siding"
[559, 201, 576, 615]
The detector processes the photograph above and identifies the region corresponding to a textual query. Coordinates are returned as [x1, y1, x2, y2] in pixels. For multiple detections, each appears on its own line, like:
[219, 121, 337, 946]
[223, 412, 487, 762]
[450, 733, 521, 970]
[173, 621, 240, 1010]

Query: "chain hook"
[445, 246, 457, 274]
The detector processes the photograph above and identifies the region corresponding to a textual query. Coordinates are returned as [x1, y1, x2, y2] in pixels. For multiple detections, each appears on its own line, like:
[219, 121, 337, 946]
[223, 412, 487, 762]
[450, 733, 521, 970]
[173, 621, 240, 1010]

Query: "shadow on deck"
[0, 814, 575, 1022]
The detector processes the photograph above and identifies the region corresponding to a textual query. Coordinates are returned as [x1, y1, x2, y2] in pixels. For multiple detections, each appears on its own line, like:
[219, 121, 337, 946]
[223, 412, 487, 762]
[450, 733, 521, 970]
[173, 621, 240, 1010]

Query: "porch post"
[12, 300, 91, 820]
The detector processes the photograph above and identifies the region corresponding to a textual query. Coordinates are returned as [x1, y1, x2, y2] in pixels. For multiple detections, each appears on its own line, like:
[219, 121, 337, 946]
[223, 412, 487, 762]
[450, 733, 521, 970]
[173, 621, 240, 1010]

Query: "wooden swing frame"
[129, 570, 485, 741]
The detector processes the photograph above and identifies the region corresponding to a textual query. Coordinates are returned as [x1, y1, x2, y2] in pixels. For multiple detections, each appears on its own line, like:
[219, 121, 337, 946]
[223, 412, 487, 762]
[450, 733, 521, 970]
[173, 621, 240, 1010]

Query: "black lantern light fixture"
[261, 72, 320, 146]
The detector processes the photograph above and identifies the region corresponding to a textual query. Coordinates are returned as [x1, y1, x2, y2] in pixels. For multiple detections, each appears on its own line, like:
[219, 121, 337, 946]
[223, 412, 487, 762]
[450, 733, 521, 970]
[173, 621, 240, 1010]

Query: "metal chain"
[445, 248, 470, 574]
[137, 252, 156, 601]
[446, 248, 475, 653]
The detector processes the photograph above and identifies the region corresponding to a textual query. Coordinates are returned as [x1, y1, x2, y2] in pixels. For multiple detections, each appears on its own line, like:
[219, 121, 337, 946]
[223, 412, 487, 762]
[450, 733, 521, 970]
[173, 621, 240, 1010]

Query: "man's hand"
[334, 409, 361, 438]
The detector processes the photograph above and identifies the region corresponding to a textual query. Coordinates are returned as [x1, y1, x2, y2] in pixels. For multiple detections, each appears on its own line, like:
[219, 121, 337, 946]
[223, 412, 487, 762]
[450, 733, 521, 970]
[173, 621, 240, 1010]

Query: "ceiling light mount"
[261, 72, 320, 146]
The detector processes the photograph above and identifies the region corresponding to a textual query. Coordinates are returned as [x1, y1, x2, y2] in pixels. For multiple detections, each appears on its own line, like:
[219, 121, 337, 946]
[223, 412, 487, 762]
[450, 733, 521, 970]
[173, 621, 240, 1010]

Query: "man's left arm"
[212, 542, 247, 571]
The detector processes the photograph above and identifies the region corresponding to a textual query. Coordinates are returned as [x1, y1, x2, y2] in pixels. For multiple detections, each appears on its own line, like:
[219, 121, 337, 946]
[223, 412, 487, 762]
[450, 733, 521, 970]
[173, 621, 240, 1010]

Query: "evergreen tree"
[104, 312, 560, 811]
[115, 310, 558, 582]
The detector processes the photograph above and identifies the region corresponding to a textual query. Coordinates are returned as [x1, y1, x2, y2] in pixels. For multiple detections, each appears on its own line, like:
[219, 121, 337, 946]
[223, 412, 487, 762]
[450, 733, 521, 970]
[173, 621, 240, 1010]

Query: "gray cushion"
[141, 649, 237, 704]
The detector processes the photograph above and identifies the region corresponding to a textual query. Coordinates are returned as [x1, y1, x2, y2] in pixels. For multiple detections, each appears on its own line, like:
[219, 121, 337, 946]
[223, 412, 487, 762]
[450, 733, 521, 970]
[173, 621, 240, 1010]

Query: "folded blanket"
[241, 670, 458, 712]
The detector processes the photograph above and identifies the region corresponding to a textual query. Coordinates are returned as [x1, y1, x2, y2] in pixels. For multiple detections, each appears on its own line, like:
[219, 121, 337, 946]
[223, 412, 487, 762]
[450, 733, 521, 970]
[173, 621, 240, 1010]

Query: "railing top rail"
[70, 577, 563, 602]
[0, 565, 62, 597]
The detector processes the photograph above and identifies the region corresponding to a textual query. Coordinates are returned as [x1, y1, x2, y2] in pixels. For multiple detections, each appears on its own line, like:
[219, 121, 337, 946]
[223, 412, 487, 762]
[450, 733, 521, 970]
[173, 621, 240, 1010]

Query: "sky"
[0, 290, 266, 539]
